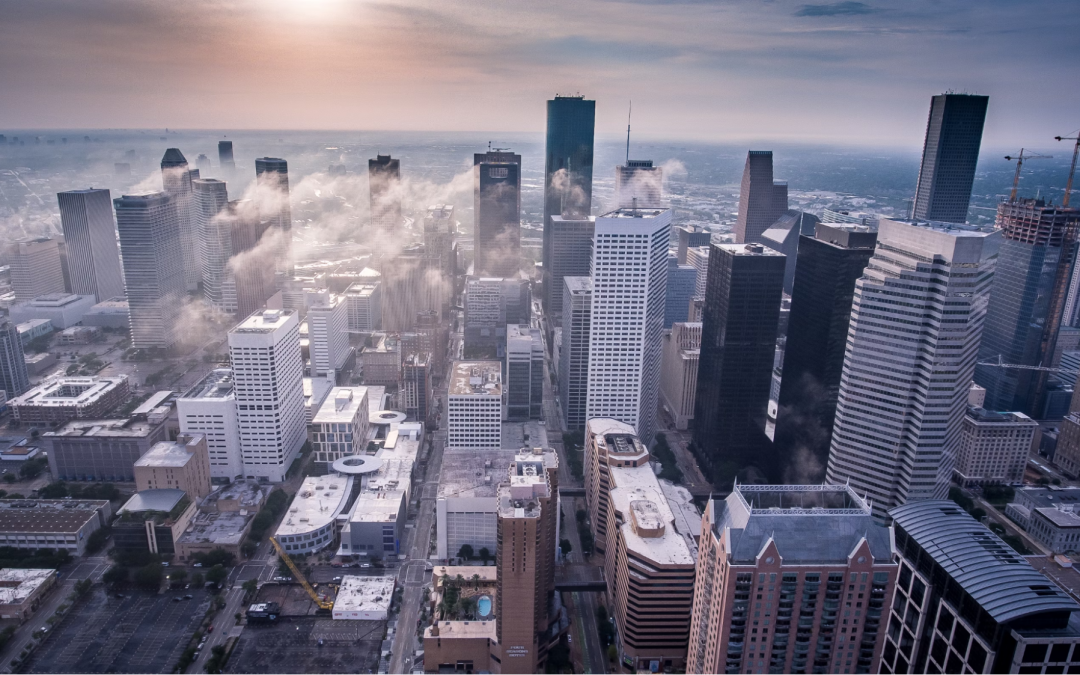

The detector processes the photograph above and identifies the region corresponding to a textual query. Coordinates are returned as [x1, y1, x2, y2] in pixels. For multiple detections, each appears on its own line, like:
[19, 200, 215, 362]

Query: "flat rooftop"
[0, 499, 107, 533]
[438, 447, 517, 500]
[598, 208, 668, 219]
[177, 509, 251, 547]
[22, 293, 88, 307]
[0, 569, 54, 605]
[448, 361, 502, 397]
[1015, 487, 1080, 510]
[967, 407, 1036, 425]
[44, 418, 158, 439]
[120, 489, 187, 514]
[10, 376, 128, 408]
[276, 475, 355, 536]
[609, 464, 695, 566]
[715, 242, 785, 257]
[432, 566, 497, 583]
[424, 620, 496, 640]
[334, 575, 395, 614]
[231, 308, 295, 334]
[1035, 507, 1080, 529]
[182, 369, 234, 400]
[135, 436, 201, 468]
[313, 387, 368, 424]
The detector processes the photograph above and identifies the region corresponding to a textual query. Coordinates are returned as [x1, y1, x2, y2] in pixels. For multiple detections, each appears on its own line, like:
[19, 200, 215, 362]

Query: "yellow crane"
[1004, 148, 1052, 202]
[269, 536, 333, 610]
[1055, 132, 1080, 207]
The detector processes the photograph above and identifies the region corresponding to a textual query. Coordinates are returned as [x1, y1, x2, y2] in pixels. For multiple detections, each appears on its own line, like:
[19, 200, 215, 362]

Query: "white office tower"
[447, 361, 503, 449]
[178, 368, 242, 480]
[57, 189, 125, 302]
[228, 309, 306, 482]
[5, 238, 65, 302]
[307, 294, 349, 379]
[614, 160, 663, 209]
[161, 149, 201, 291]
[345, 281, 382, 332]
[114, 192, 186, 350]
[585, 207, 671, 447]
[193, 179, 231, 310]
[825, 219, 999, 518]
[686, 245, 709, 299]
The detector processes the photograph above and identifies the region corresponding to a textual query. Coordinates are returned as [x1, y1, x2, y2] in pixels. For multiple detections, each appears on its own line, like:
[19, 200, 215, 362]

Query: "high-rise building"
[760, 210, 819, 295]
[559, 277, 592, 430]
[825, 219, 999, 518]
[228, 201, 274, 318]
[687, 484, 896, 675]
[255, 157, 292, 274]
[545, 215, 594, 321]
[160, 148, 201, 291]
[217, 140, 235, 172]
[228, 309, 306, 483]
[911, 93, 989, 223]
[5, 238, 65, 302]
[307, 294, 349, 379]
[676, 225, 711, 264]
[614, 160, 663, 209]
[734, 151, 788, 244]
[585, 207, 671, 447]
[402, 353, 433, 424]
[381, 244, 439, 333]
[344, 281, 382, 332]
[692, 243, 785, 485]
[57, 189, 125, 302]
[369, 155, 401, 233]
[974, 199, 1080, 415]
[114, 192, 186, 350]
[660, 322, 701, 431]
[887, 500, 1080, 674]
[505, 324, 543, 420]
[473, 150, 522, 278]
[953, 407, 1038, 487]
[774, 223, 877, 480]
[664, 253, 697, 328]
[309, 386, 369, 466]
[447, 361, 503, 450]
[543, 95, 595, 313]
[192, 178, 231, 309]
[686, 245, 710, 299]
[423, 204, 456, 313]
[177, 368, 242, 480]
[0, 321, 30, 399]
[463, 277, 530, 358]
[583, 418, 646, 553]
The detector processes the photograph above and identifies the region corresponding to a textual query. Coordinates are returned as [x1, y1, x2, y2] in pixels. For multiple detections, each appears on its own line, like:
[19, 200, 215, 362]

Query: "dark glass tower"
[911, 94, 989, 223]
[692, 243, 786, 485]
[473, 150, 522, 278]
[543, 96, 595, 313]
[255, 157, 292, 275]
[734, 151, 788, 244]
[368, 154, 401, 233]
[546, 215, 594, 322]
[217, 140, 235, 171]
[974, 199, 1080, 415]
[0, 320, 30, 398]
[160, 149, 200, 291]
[774, 223, 877, 480]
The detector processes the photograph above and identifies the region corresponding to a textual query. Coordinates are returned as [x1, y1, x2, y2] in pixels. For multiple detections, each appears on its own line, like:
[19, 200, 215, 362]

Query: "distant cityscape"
[0, 91, 1079, 675]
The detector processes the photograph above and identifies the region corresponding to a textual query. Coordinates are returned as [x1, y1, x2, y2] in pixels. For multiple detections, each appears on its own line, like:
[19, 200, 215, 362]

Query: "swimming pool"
[477, 595, 492, 617]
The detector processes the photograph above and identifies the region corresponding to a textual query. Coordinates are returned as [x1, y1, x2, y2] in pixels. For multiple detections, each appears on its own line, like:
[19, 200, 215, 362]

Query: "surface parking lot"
[25, 587, 208, 674]
[226, 617, 383, 674]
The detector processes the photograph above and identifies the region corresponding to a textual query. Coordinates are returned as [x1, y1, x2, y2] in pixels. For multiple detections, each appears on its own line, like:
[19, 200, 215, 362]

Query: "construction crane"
[269, 536, 334, 610]
[1005, 149, 1053, 202]
[1055, 132, 1080, 207]
[977, 355, 1079, 377]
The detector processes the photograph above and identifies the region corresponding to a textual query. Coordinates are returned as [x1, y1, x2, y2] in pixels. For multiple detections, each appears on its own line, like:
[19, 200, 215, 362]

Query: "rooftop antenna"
[625, 101, 632, 166]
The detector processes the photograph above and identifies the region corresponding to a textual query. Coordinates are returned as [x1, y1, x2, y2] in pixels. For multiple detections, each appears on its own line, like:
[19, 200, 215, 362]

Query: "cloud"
[794, 2, 877, 17]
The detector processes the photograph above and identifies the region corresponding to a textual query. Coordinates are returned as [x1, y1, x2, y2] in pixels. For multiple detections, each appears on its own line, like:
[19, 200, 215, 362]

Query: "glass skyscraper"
[911, 93, 989, 223]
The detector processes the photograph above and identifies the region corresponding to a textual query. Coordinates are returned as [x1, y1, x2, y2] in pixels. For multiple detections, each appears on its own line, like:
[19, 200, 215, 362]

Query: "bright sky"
[1, 0, 1077, 147]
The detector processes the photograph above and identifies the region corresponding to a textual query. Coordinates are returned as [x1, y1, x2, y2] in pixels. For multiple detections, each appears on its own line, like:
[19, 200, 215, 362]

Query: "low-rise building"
[10, 376, 131, 426]
[447, 361, 503, 449]
[303, 375, 335, 425]
[15, 319, 52, 346]
[24, 352, 57, 375]
[0, 499, 111, 556]
[1054, 413, 1080, 478]
[174, 481, 266, 563]
[344, 281, 382, 333]
[81, 296, 130, 329]
[113, 489, 197, 556]
[436, 446, 517, 560]
[953, 407, 1038, 486]
[58, 325, 101, 345]
[0, 569, 58, 622]
[332, 575, 396, 620]
[310, 387, 370, 467]
[274, 474, 355, 555]
[43, 416, 167, 481]
[659, 322, 701, 431]
[135, 434, 212, 500]
[8, 293, 95, 329]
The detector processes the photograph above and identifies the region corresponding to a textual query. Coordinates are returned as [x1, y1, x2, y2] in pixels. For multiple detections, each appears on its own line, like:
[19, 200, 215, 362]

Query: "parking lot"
[24, 587, 209, 673]
[226, 617, 382, 673]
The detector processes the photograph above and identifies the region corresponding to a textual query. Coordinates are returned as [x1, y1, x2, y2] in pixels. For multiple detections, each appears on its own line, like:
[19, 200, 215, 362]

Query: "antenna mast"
[625, 101, 632, 165]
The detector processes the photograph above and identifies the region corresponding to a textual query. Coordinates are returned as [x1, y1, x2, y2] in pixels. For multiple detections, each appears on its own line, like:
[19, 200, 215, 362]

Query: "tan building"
[604, 458, 698, 672]
[686, 484, 896, 675]
[134, 434, 212, 500]
[660, 322, 702, 430]
[953, 407, 1038, 486]
[0, 568, 57, 622]
[584, 418, 648, 554]
[1055, 413, 1080, 478]
[174, 481, 266, 563]
[361, 332, 401, 386]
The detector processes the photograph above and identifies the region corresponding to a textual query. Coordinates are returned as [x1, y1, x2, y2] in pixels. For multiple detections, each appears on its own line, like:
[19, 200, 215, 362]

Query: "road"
[0, 555, 111, 673]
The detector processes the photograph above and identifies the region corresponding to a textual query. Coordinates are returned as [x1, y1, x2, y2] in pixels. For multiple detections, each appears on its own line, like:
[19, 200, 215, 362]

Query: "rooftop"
[1034, 507, 1080, 529]
[231, 309, 295, 334]
[966, 407, 1037, 425]
[276, 475, 355, 536]
[432, 566, 497, 583]
[715, 242, 785, 257]
[135, 435, 203, 469]
[0, 569, 55, 605]
[119, 489, 188, 514]
[0, 499, 108, 533]
[44, 418, 159, 439]
[10, 376, 128, 409]
[891, 500, 1080, 623]
[439, 447, 517, 500]
[333, 575, 396, 614]
[598, 207, 668, 219]
[20, 293, 91, 308]
[425, 620, 497, 640]
[313, 387, 368, 424]
[564, 276, 592, 294]
[448, 361, 502, 396]
[608, 464, 696, 566]
[182, 369, 234, 400]
[177, 507, 254, 547]
[1015, 487, 1080, 510]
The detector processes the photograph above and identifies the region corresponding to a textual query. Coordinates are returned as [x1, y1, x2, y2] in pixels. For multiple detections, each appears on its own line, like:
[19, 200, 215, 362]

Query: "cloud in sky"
[0, 0, 1077, 147]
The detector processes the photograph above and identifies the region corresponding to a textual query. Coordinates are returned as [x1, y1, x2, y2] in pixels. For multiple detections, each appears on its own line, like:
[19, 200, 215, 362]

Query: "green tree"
[191, 571, 204, 588]
[193, 548, 236, 568]
[38, 482, 69, 499]
[134, 563, 163, 591]
[457, 544, 474, 560]
[74, 578, 93, 596]
[560, 539, 572, 557]
[206, 564, 227, 585]
[169, 568, 188, 586]
[607, 645, 618, 663]
[103, 565, 128, 586]
[478, 547, 490, 564]
[243, 578, 258, 596]
[85, 528, 110, 555]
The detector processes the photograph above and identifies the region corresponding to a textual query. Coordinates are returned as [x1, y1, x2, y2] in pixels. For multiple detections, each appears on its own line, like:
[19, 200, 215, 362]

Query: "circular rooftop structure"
[331, 455, 384, 475]
[369, 410, 406, 425]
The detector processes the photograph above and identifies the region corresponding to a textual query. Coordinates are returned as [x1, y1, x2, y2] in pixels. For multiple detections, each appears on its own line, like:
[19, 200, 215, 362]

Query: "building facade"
[559, 276, 592, 430]
[911, 94, 989, 223]
[447, 361, 502, 449]
[134, 434, 212, 500]
[660, 322, 701, 431]
[43, 418, 168, 482]
[177, 368, 242, 480]
[545, 215, 595, 321]
[614, 161, 663, 209]
[734, 151, 788, 244]
[10, 376, 130, 426]
[307, 294, 349, 378]
[0, 321, 30, 400]
[505, 324, 543, 420]
[57, 188, 125, 302]
[160, 148, 201, 290]
[473, 150, 522, 278]
[952, 408, 1038, 486]
[369, 154, 401, 233]
[665, 254, 698, 328]
[463, 277, 530, 358]
[5, 238, 65, 303]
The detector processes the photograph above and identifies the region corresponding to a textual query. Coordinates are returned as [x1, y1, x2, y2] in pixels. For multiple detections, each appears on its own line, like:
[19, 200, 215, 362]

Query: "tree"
[191, 572, 204, 588]
[19, 458, 47, 479]
[607, 645, 618, 663]
[240, 540, 257, 558]
[243, 578, 258, 596]
[194, 548, 236, 569]
[472, 573, 481, 590]
[560, 539, 572, 557]
[85, 528, 110, 555]
[206, 564, 227, 585]
[478, 547, 490, 564]
[134, 563, 163, 590]
[38, 482, 68, 499]
[459, 595, 477, 619]
[169, 568, 188, 587]
[457, 544, 474, 560]
[103, 565, 128, 586]
[74, 579, 93, 596]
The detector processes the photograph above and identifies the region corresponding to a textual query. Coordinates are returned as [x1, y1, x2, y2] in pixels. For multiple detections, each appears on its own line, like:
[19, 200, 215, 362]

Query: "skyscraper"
[543, 95, 595, 312]
[473, 150, 521, 277]
[255, 157, 292, 274]
[228, 309, 306, 483]
[505, 324, 543, 420]
[825, 218, 999, 518]
[56, 188, 125, 302]
[974, 198, 1080, 415]
[911, 93, 989, 223]
[676, 225, 711, 264]
[545, 215, 594, 322]
[217, 140, 235, 172]
[463, 276, 530, 358]
[193, 178, 231, 309]
[659, 321, 701, 431]
[114, 192, 186, 350]
[160, 148, 201, 291]
[664, 253, 697, 328]
[368, 154, 401, 233]
[774, 223, 877, 480]
[734, 150, 788, 244]
[422, 204, 455, 317]
[307, 294, 349, 378]
[585, 207, 671, 447]
[614, 160, 662, 209]
[0, 320, 30, 398]
[228, 201, 274, 319]
[760, 210, 819, 295]
[691, 243, 785, 485]
[559, 277, 592, 430]
[5, 238, 65, 302]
